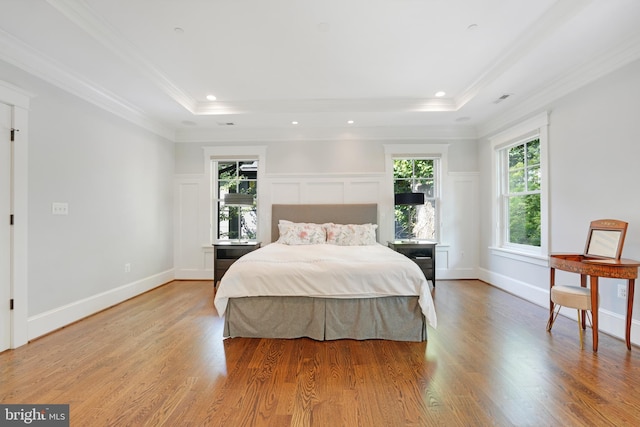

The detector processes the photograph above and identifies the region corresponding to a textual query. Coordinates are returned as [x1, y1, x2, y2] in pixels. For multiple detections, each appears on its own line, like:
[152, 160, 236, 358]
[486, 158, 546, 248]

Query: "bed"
[214, 204, 437, 341]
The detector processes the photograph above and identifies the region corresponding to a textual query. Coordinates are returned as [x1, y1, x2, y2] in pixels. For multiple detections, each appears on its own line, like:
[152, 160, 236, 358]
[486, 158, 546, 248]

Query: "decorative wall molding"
[478, 33, 640, 138]
[173, 165, 481, 281]
[174, 175, 211, 279]
[0, 29, 173, 139]
[47, 0, 196, 114]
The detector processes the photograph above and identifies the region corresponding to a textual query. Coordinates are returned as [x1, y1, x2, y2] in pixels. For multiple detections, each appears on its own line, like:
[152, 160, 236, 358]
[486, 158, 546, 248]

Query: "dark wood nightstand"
[388, 241, 437, 287]
[213, 241, 261, 288]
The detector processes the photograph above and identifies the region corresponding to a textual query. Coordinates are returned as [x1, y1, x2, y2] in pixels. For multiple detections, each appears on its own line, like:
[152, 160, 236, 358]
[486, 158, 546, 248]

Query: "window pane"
[415, 200, 436, 240]
[393, 159, 414, 179]
[214, 159, 258, 241]
[526, 139, 540, 165]
[394, 205, 414, 239]
[218, 162, 236, 180]
[218, 180, 232, 197]
[509, 145, 525, 169]
[415, 179, 434, 197]
[394, 179, 412, 193]
[238, 160, 258, 180]
[414, 160, 434, 178]
[509, 169, 525, 193]
[527, 166, 540, 190]
[393, 158, 438, 240]
[508, 194, 541, 246]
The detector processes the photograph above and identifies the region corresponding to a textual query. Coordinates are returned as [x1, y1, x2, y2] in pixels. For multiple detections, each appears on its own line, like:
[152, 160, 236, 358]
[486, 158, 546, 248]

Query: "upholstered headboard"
[271, 204, 378, 243]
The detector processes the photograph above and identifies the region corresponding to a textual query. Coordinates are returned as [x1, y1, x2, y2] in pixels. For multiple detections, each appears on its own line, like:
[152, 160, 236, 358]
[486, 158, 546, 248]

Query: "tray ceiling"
[1, 0, 639, 140]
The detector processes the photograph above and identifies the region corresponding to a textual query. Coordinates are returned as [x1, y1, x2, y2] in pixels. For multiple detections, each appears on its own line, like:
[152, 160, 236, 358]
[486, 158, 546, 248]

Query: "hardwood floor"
[2, 280, 640, 426]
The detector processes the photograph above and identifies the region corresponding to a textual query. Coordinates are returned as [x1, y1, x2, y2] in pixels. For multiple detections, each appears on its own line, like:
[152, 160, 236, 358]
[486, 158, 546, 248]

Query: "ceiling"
[1, 0, 640, 141]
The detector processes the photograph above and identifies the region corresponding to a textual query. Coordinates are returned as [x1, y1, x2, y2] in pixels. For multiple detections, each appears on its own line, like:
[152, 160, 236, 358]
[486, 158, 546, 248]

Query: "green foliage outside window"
[393, 159, 436, 240]
[506, 139, 540, 246]
[216, 160, 257, 240]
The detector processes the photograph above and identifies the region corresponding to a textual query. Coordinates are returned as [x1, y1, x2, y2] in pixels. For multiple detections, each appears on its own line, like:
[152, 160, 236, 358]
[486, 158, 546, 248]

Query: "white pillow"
[325, 223, 378, 246]
[277, 222, 326, 245]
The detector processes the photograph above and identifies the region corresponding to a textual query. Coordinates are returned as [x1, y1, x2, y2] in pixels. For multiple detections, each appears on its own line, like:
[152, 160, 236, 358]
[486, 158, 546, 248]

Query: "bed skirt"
[223, 295, 427, 342]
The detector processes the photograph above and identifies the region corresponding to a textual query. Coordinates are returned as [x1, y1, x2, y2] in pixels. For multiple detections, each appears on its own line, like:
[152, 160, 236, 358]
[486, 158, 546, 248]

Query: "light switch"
[52, 202, 69, 215]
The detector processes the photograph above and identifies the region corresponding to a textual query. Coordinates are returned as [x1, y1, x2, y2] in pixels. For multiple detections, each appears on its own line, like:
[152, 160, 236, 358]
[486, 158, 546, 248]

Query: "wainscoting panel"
[269, 173, 384, 206]
[174, 175, 212, 279]
[347, 181, 382, 203]
[269, 182, 301, 204]
[304, 182, 345, 203]
[173, 171, 480, 281]
[438, 173, 479, 279]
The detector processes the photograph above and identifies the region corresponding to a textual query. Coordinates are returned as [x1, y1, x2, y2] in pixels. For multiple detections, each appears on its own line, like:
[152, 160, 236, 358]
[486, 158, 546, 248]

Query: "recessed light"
[466, 24, 478, 31]
[347, 120, 354, 124]
[292, 121, 299, 125]
[455, 116, 471, 122]
[206, 94, 217, 101]
[174, 27, 184, 34]
[435, 91, 446, 97]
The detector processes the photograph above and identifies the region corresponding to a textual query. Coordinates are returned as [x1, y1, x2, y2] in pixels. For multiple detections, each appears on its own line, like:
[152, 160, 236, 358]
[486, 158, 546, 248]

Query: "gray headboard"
[271, 204, 378, 242]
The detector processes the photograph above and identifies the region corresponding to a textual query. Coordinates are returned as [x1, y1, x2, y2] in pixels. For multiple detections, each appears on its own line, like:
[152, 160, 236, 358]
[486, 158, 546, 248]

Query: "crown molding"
[193, 97, 458, 116]
[478, 32, 640, 138]
[0, 79, 34, 109]
[0, 29, 174, 139]
[455, 0, 592, 110]
[175, 124, 478, 143]
[47, 0, 197, 114]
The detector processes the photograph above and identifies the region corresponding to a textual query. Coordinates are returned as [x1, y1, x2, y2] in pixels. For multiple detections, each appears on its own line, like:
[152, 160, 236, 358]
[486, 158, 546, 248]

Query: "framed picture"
[584, 219, 628, 259]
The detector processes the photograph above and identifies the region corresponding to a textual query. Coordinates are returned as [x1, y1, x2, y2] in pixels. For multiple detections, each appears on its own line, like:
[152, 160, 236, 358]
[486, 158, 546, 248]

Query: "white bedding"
[214, 242, 437, 328]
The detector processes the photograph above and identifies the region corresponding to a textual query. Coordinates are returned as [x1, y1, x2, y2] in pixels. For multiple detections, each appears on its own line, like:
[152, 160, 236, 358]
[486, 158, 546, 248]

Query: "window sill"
[489, 246, 548, 267]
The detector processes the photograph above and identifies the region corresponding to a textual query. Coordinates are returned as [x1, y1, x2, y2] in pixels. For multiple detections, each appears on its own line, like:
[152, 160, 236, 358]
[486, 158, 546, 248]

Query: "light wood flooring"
[1, 280, 640, 426]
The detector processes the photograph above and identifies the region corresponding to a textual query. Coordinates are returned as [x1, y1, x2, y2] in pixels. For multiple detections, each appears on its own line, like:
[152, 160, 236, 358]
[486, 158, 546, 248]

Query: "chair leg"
[577, 310, 584, 349]
[547, 305, 561, 332]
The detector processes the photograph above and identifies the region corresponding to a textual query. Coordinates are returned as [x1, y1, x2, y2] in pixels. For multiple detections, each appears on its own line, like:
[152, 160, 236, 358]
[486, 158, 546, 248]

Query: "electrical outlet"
[52, 202, 69, 215]
[124, 263, 131, 273]
[617, 283, 627, 299]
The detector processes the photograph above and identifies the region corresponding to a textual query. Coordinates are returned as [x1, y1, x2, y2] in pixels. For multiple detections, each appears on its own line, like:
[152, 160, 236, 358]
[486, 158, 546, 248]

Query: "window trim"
[384, 144, 448, 244]
[213, 159, 258, 241]
[204, 146, 267, 244]
[392, 157, 440, 241]
[490, 112, 549, 258]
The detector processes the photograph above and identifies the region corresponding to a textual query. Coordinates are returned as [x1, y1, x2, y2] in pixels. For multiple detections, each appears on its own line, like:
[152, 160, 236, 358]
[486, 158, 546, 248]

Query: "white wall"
[174, 137, 479, 281]
[478, 58, 640, 345]
[0, 59, 175, 343]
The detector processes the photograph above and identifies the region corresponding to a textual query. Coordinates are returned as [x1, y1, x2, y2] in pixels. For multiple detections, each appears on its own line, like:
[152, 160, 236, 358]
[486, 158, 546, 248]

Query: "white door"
[0, 102, 12, 352]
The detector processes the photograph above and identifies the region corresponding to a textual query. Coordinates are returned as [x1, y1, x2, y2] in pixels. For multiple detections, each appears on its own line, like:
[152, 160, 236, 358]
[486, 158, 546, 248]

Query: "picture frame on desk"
[584, 219, 627, 259]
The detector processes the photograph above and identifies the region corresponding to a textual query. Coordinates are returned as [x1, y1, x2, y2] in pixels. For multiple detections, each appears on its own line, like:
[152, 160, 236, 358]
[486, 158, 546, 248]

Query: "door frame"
[0, 80, 30, 348]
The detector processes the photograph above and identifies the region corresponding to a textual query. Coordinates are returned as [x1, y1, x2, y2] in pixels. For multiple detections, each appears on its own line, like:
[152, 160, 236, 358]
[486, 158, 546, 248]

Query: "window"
[213, 160, 258, 240]
[502, 139, 540, 247]
[393, 158, 438, 240]
[491, 112, 548, 259]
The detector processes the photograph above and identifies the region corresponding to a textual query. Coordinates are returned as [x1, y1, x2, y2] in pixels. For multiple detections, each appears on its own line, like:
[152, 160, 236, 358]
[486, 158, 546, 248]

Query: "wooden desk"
[549, 253, 640, 351]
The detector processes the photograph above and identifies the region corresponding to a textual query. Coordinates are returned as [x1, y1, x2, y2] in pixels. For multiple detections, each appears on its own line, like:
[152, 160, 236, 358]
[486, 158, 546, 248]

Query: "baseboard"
[174, 268, 213, 280]
[437, 267, 477, 280]
[27, 269, 175, 341]
[477, 267, 640, 348]
[478, 267, 549, 306]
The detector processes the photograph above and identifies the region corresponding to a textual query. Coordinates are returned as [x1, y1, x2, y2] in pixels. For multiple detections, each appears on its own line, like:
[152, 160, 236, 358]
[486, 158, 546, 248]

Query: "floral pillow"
[325, 223, 378, 246]
[277, 222, 326, 245]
